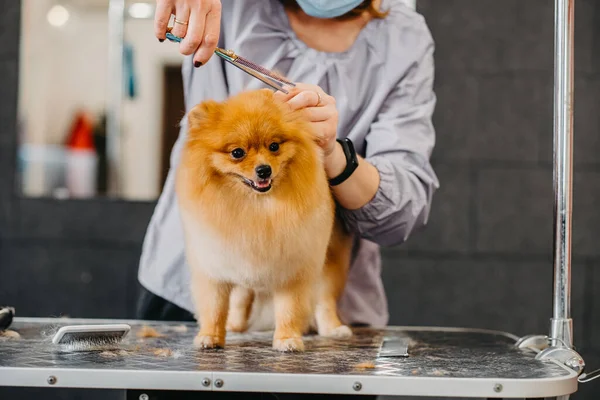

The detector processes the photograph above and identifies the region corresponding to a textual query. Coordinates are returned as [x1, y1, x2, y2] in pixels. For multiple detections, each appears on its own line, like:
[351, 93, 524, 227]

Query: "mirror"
[17, 0, 184, 200]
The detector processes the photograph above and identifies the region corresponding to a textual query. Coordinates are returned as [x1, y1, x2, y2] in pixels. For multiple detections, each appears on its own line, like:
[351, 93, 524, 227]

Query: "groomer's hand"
[274, 83, 338, 157]
[155, 0, 221, 67]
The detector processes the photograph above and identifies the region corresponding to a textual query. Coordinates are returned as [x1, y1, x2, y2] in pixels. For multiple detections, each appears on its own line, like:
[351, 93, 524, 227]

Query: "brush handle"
[51, 324, 131, 345]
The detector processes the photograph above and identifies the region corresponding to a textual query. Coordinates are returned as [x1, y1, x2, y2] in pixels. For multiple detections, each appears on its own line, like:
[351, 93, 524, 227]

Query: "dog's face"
[186, 89, 317, 195]
[210, 131, 294, 194]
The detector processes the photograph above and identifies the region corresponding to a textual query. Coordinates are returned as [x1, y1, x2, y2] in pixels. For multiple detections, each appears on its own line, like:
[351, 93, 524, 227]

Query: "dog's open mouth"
[241, 177, 272, 193]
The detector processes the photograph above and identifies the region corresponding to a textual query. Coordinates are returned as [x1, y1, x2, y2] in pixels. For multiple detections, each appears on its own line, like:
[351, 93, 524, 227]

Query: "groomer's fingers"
[303, 104, 336, 122]
[180, 3, 206, 57]
[193, 0, 222, 66]
[155, 0, 175, 41]
[273, 87, 297, 103]
[273, 83, 313, 102]
[171, 1, 190, 39]
[309, 121, 333, 144]
[287, 90, 328, 111]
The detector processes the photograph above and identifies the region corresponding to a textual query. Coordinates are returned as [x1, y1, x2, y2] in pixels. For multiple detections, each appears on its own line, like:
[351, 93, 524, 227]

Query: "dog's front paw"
[319, 325, 353, 339]
[273, 337, 305, 352]
[193, 334, 225, 349]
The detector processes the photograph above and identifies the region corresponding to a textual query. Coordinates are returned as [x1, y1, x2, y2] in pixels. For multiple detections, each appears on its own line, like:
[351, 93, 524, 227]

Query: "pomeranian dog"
[176, 89, 353, 352]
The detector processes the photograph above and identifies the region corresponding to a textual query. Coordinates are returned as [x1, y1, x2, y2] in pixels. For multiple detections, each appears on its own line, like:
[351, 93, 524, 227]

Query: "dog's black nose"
[255, 165, 272, 179]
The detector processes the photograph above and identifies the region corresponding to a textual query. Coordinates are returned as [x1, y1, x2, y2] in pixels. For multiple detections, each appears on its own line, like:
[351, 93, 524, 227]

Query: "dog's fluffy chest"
[181, 203, 331, 291]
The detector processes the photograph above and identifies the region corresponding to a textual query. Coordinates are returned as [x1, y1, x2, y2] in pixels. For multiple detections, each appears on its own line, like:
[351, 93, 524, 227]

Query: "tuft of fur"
[152, 348, 173, 357]
[0, 330, 20, 340]
[355, 361, 376, 370]
[137, 326, 165, 338]
[176, 89, 353, 352]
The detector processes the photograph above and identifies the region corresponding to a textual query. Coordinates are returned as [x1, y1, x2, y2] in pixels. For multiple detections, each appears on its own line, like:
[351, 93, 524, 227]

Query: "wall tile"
[400, 163, 471, 253]
[420, 0, 557, 74]
[571, 351, 600, 399]
[505, 1, 554, 71]
[476, 168, 553, 254]
[0, 146, 15, 238]
[573, 0, 598, 75]
[573, 172, 600, 257]
[382, 257, 586, 346]
[473, 74, 553, 162]
[0, 0, 20, 60]
[572, 78, 600, 166]
[0, 60, 18, 147]
[419, 0, 519, 73]
[588, 262, 600, 347]
[0, 60, 18, 238]
[16, 199, 156, 244]
[0, 242, 141, 319]
[419, 0, 596, 74]
[477, 169, 600, 257]
[430, 73, 478, 162]
[573, 78, 600, 166]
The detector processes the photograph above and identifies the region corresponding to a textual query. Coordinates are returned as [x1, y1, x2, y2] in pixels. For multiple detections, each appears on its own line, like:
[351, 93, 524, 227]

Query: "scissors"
[165, 31, 295, 94]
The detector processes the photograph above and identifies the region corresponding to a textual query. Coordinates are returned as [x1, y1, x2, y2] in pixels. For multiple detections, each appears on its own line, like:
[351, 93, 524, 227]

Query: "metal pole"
[519, 2, 584, 391]
[551, 0, 575, 348]
[106, 0, 125, 196]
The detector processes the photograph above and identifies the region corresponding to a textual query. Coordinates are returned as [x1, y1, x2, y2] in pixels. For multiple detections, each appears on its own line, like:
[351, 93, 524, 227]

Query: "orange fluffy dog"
[176, 89, 352, 352]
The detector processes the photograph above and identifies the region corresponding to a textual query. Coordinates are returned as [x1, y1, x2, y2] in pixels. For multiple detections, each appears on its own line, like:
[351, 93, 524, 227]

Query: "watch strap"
[329, 138, 359, 186]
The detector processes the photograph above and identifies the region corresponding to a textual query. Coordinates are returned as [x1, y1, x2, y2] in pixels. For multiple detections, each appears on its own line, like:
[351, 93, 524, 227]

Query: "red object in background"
[66, 111, 95, 151]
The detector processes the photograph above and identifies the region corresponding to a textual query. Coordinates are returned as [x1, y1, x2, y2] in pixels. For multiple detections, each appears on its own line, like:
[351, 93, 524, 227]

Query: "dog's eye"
[231, 148, 246, 159]
[269, 143, 280, 152]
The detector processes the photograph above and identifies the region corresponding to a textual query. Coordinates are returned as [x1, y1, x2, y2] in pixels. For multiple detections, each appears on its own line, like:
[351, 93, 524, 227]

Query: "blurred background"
[1, 0, 599, 399]
[17, 0, 184, 201]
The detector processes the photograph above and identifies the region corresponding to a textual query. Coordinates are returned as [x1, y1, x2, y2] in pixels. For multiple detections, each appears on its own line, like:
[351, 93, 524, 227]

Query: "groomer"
[137, 2, 438, 397]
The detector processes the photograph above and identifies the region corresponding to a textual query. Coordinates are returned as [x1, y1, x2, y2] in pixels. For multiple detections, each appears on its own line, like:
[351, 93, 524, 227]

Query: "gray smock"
[138, 0, 439, 327]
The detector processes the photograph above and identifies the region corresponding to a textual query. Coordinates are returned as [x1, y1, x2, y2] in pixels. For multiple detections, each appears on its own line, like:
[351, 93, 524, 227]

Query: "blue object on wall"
[123, 42, 137, 99]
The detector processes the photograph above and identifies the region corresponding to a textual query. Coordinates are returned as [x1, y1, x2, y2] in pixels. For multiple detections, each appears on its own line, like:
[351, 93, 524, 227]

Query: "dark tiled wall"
[1, 0, 599, 399]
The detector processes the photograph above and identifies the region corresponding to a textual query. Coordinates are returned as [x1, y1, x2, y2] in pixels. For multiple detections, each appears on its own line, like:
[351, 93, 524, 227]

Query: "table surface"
[0, 317, 578, 398]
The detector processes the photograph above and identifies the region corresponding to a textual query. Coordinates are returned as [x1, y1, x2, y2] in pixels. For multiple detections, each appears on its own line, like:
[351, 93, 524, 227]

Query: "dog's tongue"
[256, 180, 271, 188]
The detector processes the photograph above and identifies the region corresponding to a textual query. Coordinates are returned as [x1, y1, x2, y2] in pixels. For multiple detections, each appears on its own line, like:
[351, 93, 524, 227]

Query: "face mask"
[294, 0, 365, 19]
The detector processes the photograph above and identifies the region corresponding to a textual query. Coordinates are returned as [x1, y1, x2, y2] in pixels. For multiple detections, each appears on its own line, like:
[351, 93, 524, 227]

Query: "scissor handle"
[165, 32, 182, 43]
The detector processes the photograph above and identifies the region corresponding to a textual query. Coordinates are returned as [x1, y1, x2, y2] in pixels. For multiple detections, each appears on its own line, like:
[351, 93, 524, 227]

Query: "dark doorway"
[160, 65, 185, 189]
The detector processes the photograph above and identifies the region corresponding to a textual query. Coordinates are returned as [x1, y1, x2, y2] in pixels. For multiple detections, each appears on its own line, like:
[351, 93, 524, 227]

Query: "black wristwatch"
[329, 138, 359, 186]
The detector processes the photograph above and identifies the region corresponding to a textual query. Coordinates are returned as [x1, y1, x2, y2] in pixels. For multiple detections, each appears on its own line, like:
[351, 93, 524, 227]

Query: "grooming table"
[0, 318, 577, 399]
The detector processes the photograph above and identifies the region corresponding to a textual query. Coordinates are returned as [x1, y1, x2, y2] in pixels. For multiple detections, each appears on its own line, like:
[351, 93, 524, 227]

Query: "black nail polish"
[159, 38, 165, 43]
[194, 61, 203, 68]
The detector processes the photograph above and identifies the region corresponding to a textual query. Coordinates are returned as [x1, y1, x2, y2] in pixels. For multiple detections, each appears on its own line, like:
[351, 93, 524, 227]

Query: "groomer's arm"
[278, 19, 438, 248]
[335, 24, 438, 247]
[323, 146, 380, 210]
[155, 0, 222, 66]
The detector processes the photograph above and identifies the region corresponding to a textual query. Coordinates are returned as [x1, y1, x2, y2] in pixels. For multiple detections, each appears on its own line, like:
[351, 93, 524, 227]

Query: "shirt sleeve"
[340, 21, 439, 247]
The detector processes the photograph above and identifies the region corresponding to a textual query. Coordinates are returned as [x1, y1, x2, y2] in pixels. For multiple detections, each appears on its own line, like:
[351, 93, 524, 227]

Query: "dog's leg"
[190, 270, 231, 349]
[272, 279, 313, 352]
[226, 285, 254, 333]
[315, 219, 353, 339]
[314, 274, 352, 338]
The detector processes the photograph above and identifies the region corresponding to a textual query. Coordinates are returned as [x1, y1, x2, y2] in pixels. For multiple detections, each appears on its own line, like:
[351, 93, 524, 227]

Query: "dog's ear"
[188, 99, 222, 130]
